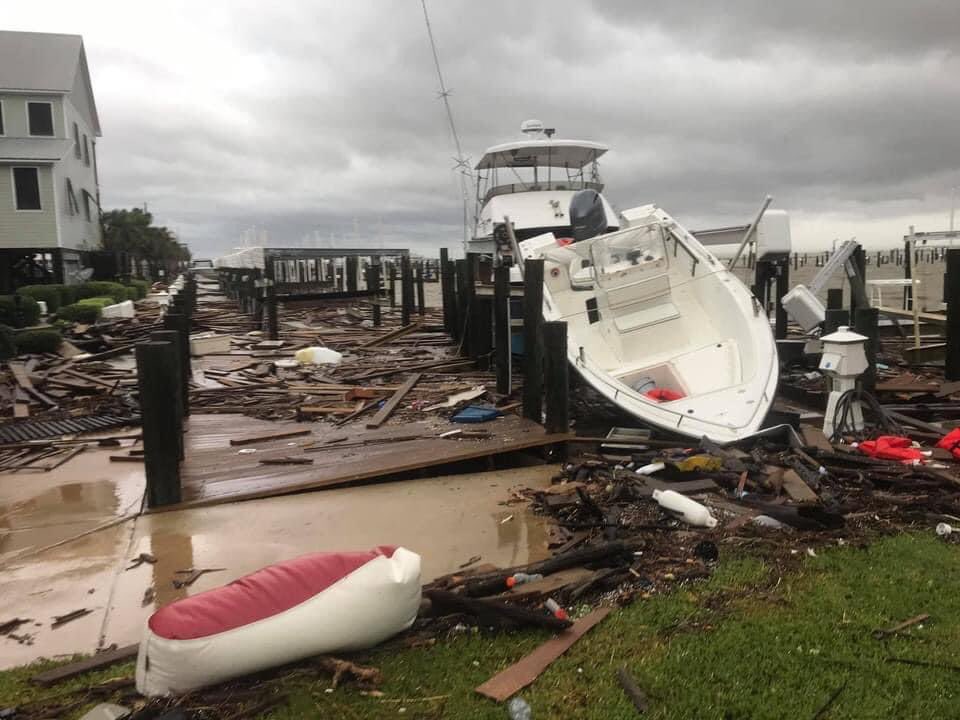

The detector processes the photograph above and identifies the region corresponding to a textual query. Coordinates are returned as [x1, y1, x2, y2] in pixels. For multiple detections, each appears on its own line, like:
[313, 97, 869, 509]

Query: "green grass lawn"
[4, 533, 959, 719]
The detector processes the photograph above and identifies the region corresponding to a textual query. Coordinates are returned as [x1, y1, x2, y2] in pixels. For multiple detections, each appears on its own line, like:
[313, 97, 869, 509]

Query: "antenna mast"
[421, 0, 471, 252]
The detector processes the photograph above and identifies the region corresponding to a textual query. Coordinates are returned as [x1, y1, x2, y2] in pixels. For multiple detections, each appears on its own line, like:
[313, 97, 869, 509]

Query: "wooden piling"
[522, 259, 545, 422]
[474, 297, 493, 369]
[368, 263, 382, 327]
[346, 257, 358, 292]
[850, 245, 867, 318]
[465, 254, 479, 358]
[454, 259, 468, 347]
[401, 255, 414, 326]
[136, 341, 182, 508]
[416, 262, 426, 316]
[854, 306, 879, 393]
[774, 264, 789, 340]
[826, 288, 843, 310]
[265, 282, 278, 340]
[388, 263, 397, 309]
[150, 330, 185, 461]
[494, 264, 511, 394]
[162, 311, 191, 415]
[946, 249, 960, 381]
[439, 248, 453, 333]
[543, 320, 569, 434]
[903, 233, 913, 310]
[823, 308, 849, 336]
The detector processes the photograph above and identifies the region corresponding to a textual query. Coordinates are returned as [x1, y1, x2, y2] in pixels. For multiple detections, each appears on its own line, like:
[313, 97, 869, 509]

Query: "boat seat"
[605, 273, 670, 309]
[613, 300, 679, 332]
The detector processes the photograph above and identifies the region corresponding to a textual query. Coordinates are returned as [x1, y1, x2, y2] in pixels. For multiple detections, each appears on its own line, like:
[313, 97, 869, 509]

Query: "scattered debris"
[51, 608, 93, 629]
[475, 608, 612, 702]
[171, 567, 227, 589]
[873, 613, 930, 640]
[616, 666, 649, 714]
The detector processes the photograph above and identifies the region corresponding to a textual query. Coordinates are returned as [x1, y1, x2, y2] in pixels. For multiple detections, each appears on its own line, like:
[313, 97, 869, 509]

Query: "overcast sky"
[5, 1, 960, 257]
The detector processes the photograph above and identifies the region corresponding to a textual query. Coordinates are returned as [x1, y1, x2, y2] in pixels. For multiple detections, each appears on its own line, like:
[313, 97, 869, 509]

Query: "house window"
[27, 102, 55, 136]
[0, 100, 5, 135]
[13, 167, 42, 210]
[83, 135, 90, 166]
[66, 178, 80, 215]
[73, 122, 81, 158]
[82, 190, 91, 221]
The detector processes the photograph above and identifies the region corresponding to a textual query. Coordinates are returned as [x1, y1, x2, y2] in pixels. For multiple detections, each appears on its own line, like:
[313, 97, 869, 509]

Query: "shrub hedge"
[16, 284, 63, 312]
[75, 281, 130, 303]
[14, 328, 63, 354]
[0, 295, 42, 328]
[0, 324, 15, 361]
[126, 279, 150, 299]
[57, 302, 102, 323]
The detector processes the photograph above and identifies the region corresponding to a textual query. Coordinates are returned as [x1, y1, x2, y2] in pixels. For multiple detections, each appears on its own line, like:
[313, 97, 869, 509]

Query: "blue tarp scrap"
[451, 405, 502, 423]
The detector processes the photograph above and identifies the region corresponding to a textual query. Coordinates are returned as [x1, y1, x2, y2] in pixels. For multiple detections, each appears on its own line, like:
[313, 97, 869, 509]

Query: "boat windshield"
[590, 223, 669, 287]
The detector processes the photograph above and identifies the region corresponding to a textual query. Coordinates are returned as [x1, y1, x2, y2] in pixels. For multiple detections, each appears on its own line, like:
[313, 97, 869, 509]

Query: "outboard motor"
[569, 189, 607, 242]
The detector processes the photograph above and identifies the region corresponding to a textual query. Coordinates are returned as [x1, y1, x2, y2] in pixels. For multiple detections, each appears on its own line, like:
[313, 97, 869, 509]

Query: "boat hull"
[519, 205, 778, 443]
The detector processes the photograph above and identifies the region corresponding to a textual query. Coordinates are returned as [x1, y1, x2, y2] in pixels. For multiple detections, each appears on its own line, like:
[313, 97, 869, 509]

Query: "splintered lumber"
[474, 607, 612, 701]
[358, 321, 420, 349]
[780, 469, 820, 503]
[366, 373, 421, 429]
[30, 643, 139, 686]
[229, 428, 312, 446]
[463, 542, 627, 597]
[424, 589, 570, 631]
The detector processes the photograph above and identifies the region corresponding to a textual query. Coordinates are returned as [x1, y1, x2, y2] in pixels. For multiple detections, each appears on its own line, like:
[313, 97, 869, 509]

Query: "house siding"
[0, 94, 64, 138]
[0, 162, 59, 248]
[56, 95, 101, 250]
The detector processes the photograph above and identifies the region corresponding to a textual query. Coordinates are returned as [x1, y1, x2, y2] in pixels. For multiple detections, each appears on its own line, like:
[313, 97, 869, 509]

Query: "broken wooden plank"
[366, 373, 421, 429]
[873, 613, 930, 640]
[357, 322, 421, 349]
[780, 469, 819, 503]
[502, 567, 597, 601]
[475, 607, 613, 701]
[258, 456, 314, 465]
[229, 428, 313, 446]
[30, 643, 139, 686]
[800, 424, 833, 453]
[424, 589, 570, 631]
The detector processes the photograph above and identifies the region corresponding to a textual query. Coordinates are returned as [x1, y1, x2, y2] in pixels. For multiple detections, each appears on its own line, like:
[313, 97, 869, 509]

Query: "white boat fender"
[136, 545, 421, 697]
[753, 515, 787, 529]
[652, 489, 718, 528]
[636, 461, 665, 476]
[295, 346, 343, 365]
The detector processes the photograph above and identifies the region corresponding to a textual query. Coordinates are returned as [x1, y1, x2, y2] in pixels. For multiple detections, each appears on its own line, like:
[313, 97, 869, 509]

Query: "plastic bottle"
[544, 598, 568, 621]
[636, 461, 665, 476]
[505, 572, 543, 589]
[507, 697, 532, 720]
[652, 489, 718, 528]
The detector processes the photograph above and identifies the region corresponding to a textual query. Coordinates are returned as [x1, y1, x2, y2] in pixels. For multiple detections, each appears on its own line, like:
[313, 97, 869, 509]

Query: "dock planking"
[163, 412, 570, 511]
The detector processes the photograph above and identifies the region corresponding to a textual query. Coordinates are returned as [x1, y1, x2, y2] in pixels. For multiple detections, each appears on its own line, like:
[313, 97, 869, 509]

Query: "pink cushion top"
[148, 546, 397, 640]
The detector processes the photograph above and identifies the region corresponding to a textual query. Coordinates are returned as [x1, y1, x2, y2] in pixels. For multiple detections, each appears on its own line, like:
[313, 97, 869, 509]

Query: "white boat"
[516, 204, 779, 443]
[469, 119, 619, 254]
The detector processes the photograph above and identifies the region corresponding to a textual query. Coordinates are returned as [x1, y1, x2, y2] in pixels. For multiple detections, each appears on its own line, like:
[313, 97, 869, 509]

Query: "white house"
[0, 30, 102, 292]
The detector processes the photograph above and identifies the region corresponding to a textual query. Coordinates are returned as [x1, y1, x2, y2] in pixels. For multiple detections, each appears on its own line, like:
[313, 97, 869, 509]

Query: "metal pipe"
[727, 195, 773, 270]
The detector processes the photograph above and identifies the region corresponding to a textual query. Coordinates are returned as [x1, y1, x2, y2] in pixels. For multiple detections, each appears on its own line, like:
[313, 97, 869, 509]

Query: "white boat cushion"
[135, 546, 421, 697]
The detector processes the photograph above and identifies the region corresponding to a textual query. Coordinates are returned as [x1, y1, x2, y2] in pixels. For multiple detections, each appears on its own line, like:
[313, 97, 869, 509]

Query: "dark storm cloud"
[6, 0, 958, 254]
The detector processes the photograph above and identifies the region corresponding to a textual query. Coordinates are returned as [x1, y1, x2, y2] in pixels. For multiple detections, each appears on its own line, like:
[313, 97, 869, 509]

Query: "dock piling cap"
[821, 326, 868, 344]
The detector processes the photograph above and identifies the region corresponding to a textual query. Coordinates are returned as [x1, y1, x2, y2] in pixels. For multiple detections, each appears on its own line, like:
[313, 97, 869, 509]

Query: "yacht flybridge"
[473, 121, 778, 442]
[470, 120, 619, 254]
